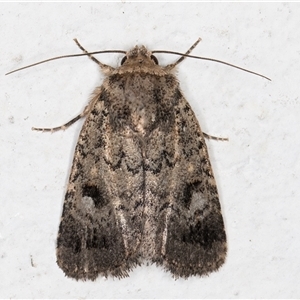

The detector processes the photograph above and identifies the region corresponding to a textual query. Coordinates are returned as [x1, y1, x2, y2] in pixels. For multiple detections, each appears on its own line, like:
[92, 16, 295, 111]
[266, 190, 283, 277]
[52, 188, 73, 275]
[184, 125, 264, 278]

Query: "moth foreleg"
[73, 38, 114, 72]
[203, 132, 228, 141]
[32, 91, 99, 132]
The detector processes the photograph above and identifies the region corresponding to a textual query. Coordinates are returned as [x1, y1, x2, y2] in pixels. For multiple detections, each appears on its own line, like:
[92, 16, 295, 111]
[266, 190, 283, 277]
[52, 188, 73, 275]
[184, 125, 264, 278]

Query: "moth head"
[120, 46, 159, 67]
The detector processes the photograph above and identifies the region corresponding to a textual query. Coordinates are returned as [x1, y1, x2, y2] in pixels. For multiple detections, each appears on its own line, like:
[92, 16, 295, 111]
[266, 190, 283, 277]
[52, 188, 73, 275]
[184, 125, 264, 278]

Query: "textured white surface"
[1, 2, 299, 298]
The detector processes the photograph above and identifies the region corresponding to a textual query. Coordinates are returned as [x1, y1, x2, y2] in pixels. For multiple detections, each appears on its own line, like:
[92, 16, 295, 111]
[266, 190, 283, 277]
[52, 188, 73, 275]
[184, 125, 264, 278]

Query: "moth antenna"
[7, 45, 270, 81]
[6, 50, 126, 75]
[153, 50, 271, 81]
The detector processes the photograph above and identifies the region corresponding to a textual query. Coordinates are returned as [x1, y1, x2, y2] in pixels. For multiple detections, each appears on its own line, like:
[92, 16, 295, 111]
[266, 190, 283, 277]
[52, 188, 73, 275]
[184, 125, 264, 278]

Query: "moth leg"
[32, 89, 101, 132]
[73, 38, 114, 72]
[32, 114, 83, 132]
[165, 38, 202, 70]
[73, 38, 101, 65]
[203, 132, 228, 141]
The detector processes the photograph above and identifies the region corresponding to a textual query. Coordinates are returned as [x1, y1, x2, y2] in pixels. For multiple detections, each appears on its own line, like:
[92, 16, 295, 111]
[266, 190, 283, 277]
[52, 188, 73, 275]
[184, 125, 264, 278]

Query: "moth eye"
[150, 55, 159, 65]
[121, 56, 127, 65]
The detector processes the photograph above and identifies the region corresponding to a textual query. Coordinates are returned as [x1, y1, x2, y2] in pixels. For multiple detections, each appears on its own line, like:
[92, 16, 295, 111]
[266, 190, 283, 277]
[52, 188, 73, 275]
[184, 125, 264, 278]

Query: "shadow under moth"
[8, 38, 269, 280]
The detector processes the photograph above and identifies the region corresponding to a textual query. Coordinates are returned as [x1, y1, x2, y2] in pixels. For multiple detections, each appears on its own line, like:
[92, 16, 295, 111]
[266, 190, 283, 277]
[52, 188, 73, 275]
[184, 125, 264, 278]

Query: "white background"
[1, 2, 299, 298]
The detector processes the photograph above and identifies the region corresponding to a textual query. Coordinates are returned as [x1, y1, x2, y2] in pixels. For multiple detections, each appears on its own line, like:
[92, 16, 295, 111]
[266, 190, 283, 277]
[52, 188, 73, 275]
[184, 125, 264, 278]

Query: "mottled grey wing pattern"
[148, 88, 227, 277]
[56, 87, 146, 280]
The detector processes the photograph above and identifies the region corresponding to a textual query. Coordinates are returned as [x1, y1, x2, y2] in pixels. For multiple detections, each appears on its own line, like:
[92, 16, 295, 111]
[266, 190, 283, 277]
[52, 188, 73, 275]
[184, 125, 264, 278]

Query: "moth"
[8, 38, 269, 280]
